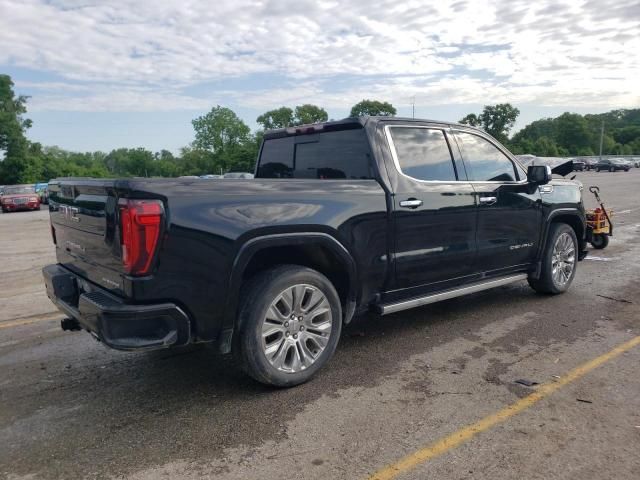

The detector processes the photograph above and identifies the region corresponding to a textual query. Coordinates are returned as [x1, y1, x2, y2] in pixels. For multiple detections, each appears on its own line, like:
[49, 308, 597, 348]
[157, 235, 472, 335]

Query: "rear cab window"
[256, 128, 374, 179]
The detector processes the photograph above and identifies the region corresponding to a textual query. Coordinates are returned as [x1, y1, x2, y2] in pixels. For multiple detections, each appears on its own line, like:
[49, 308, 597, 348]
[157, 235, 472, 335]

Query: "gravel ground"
[1, 170, 639, 480]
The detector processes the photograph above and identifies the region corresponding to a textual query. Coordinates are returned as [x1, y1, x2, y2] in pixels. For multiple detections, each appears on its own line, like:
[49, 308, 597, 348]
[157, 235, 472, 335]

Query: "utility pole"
[599, 120, 604, 161]
[411, 96, 415, 119]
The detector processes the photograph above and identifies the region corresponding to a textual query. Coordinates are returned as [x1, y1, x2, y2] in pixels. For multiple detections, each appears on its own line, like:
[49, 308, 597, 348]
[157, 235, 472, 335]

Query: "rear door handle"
[478, 196, 497, 205]
[399, 199, 423, 209]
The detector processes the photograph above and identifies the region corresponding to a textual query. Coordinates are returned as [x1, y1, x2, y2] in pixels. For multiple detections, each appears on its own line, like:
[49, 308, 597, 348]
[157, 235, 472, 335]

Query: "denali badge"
[510, 242, 534, 250]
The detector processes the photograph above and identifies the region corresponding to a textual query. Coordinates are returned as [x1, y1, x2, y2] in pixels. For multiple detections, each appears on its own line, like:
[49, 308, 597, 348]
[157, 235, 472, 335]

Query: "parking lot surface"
[1, 170, 639, 479]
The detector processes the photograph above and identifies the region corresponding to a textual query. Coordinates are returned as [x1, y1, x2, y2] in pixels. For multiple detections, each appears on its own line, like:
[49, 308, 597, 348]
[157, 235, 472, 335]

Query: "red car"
[1, 185, 41, 213]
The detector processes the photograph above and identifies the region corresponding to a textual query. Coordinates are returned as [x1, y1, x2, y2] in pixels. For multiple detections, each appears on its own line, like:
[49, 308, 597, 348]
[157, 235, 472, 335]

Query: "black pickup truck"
[43, 117, 587, 386]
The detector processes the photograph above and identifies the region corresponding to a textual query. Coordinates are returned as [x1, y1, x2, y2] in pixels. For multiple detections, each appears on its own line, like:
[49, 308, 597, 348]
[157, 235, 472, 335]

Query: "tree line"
[1, 73, 639, 185]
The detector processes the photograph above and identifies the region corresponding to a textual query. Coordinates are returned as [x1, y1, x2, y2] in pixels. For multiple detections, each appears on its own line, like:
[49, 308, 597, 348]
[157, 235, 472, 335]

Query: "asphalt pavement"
[1, 170, 639, 479]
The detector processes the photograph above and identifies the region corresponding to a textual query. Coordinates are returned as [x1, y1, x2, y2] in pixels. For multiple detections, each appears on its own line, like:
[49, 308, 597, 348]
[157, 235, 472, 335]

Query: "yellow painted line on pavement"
[369, 335, 640, 480]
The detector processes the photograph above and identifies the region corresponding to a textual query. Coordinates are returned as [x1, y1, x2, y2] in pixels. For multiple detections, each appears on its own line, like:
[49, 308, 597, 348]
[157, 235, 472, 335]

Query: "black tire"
[609, 166, 615, 172]
[595, 167, 600, 172]
[590, 233, 609, 249]
[528, 223, 578, 294]
[236, 265, 342, 387]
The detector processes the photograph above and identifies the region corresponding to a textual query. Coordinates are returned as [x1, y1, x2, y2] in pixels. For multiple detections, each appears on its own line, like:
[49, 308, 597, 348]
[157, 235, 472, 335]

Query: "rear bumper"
[42, 264, 191, 351]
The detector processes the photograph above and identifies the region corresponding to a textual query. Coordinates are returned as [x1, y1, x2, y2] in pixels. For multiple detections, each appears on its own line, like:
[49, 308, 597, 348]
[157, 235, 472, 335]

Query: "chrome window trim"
[384, 124, 528, 185]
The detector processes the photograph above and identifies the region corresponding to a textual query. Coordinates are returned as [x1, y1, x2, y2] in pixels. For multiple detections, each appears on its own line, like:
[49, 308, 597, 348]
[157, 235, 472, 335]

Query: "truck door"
[452, 130, 542, 273]
[385, 125, 478, 296]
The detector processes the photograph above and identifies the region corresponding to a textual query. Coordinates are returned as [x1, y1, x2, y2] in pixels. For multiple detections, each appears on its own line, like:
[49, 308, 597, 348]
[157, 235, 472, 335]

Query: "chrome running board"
[376, 274, 528, 315]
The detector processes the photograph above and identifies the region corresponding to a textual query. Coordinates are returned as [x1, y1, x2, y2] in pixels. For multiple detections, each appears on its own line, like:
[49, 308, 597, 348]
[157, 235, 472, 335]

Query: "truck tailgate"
[49, 180, 125, 292]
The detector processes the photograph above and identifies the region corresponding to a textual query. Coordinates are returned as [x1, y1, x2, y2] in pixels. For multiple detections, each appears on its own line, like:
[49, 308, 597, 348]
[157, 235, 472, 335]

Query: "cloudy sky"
[1, 0, 639, 153]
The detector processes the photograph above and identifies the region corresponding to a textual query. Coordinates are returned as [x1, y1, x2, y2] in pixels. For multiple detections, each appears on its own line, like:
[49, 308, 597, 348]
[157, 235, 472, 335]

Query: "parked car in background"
[571, 160, 585, 171]
[633, 158, 640, 168]
[584, 158, 598, 170]
[199, 174, 223, 179]
[35, 183, 49, 204]
[223, 172, 254, 179]
[618, 159, 633, 169]
[594, 159, 630, 172]
[1, 185, 41, 213]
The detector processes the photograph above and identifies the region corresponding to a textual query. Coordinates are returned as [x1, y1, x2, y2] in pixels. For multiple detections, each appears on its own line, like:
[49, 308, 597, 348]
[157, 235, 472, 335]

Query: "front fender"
[530, 208, 587, 280]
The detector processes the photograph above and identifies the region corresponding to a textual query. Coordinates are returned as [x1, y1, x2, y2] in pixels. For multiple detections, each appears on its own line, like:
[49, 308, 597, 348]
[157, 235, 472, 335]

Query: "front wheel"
[595, 167, 600, 172]
[528, 223, 578, 294]
[236, 265, 342, 387]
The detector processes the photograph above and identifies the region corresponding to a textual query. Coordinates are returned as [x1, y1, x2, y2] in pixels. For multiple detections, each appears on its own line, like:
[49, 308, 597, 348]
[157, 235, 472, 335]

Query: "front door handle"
[478, 196, 497, 205]
[399, 199, 423, 209]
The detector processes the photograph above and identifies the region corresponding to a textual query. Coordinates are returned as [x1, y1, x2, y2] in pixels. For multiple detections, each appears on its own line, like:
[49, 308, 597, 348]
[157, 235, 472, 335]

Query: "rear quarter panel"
[128, 178, 389, 341]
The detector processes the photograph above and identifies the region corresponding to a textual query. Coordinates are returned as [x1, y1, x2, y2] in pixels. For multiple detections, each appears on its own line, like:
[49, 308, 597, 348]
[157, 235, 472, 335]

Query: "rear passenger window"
[455, 132, 518, 182]
[388, 127, 457, 181]
[257, 129, 373, 179]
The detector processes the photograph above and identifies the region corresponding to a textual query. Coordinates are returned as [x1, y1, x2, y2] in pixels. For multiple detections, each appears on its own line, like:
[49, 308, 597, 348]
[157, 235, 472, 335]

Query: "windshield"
[3, 186, 36, 195]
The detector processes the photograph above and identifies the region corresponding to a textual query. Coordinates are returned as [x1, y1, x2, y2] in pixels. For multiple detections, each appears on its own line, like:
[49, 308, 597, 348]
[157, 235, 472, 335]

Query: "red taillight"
[118, 199, 164, 276]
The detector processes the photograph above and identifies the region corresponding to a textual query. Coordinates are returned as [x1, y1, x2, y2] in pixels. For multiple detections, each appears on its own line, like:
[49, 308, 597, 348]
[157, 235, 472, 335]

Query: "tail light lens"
[118, 199, 164, 276]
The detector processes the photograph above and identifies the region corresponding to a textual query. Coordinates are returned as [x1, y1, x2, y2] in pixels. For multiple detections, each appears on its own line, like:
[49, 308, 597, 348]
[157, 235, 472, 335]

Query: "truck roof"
[263, 116, 471, 140]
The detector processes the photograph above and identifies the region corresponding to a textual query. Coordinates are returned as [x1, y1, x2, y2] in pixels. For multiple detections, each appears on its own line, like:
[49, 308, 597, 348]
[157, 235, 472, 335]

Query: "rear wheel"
[528, 223, 578, 294]
[595, 167, 600, 172]
[590, 233, 609, 249]
[236, 265, 342, 387]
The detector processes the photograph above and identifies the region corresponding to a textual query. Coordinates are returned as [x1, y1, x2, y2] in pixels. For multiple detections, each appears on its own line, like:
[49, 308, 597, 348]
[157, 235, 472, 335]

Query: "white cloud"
[1, 0, 638, 112]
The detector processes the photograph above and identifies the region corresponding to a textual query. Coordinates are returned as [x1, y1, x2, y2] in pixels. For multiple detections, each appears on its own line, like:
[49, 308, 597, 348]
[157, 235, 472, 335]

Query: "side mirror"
[527, 165, 552, 185]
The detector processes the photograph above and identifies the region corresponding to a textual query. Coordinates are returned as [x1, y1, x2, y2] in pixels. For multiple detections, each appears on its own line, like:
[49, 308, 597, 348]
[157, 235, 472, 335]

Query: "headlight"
[30, 197, 38, 202]
[2, 198, 12, 204]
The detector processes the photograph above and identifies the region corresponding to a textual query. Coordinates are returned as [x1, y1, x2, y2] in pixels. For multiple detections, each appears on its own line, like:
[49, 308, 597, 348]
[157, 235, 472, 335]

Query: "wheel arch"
[530, 209, 586, 280]
[548, 210, 585, 243]
[218, 233, 358, 353]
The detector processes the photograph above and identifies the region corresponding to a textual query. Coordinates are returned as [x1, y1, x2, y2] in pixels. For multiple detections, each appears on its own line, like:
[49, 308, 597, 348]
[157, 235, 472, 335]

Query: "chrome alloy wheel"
[551, 232, 575, 286]
[261, 284, 333, 373]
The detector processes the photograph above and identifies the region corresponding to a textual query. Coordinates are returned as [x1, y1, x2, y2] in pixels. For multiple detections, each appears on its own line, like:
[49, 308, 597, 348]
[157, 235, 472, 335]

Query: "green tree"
[294, 104, 328, 125]
[0, 74, 33, 183]
[459, 113, 481, 127]
[613, 126, 640, 144]
[191, 106, 255, 173]
[532, 137, 559, 157]
[459, 104, 520, 144]
[103, 148, 156, 177]
[178, 146, 215, 175]
[256, 107, 294, 130]
[554, 113, 591, 153]
[192, 106, 251, 154]
[349, 99, 396, 117]
[478, 104, 520, 143]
